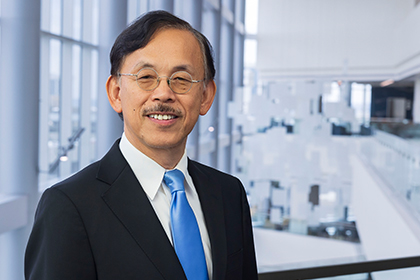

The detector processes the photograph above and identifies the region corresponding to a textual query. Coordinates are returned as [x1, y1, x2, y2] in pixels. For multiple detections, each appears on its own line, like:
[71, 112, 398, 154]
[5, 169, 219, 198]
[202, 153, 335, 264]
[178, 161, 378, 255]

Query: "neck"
[145, 146, 185, 170]
[125, 134, 186, 170]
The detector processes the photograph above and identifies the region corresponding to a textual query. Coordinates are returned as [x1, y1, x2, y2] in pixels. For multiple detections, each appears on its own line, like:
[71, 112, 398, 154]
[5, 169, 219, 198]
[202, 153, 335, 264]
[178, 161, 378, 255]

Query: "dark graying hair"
[110, 10, 215, 82]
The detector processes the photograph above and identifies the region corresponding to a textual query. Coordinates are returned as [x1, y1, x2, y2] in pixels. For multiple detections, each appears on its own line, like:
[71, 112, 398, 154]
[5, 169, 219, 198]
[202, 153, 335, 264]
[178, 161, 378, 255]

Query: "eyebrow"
[133, 61, 196, 74]
[133, 62, 154, 71]
[172, 65, 195, 73]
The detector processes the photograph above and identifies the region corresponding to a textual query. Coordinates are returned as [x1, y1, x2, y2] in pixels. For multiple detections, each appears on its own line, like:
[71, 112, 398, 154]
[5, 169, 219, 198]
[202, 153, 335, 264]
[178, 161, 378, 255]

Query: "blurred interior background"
[1, 0, 420, 279]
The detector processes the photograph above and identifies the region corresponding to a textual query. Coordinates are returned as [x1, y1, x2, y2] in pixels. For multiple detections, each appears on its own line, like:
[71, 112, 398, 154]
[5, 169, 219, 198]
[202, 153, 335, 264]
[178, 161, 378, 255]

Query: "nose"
[157, 76, 171, 89]
[151, 76, 175, 102]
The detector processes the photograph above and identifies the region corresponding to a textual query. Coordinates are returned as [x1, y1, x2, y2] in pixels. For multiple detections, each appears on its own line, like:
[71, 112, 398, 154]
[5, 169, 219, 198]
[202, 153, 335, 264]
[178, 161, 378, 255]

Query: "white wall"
[257, 0, 420, 81]
[394, 3, 420, 79]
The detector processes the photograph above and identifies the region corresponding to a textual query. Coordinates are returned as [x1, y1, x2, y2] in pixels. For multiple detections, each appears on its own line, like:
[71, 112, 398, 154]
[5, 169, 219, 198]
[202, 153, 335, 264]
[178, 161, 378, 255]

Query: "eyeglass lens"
[136, 68, 193, 93]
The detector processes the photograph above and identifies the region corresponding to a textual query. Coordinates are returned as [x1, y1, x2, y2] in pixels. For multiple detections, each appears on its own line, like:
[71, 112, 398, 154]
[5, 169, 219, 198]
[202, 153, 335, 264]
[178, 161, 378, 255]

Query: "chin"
[145, 138, 186, 150]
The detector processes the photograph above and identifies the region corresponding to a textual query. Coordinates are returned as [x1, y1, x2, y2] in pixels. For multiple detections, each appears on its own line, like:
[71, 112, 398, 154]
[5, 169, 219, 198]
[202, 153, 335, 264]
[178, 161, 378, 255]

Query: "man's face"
[107, 28, 215, 158]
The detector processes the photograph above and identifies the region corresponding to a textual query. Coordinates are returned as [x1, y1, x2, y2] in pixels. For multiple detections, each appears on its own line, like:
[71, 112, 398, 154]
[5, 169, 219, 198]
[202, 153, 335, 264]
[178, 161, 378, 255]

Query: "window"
[39, 0, 99, 189]
[243, 0, 258, 92]
[351, 82, 372, 126]
[127, 0, 150, 23]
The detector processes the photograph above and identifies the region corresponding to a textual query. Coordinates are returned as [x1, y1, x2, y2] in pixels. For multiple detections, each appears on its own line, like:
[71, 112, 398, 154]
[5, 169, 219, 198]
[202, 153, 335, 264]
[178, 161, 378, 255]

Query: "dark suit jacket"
[25, 140, 258, 280]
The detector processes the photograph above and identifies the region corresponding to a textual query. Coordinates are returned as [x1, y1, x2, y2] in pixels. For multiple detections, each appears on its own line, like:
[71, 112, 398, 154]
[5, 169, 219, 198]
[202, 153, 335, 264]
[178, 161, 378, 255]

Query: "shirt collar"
[119, 133, 190, 200]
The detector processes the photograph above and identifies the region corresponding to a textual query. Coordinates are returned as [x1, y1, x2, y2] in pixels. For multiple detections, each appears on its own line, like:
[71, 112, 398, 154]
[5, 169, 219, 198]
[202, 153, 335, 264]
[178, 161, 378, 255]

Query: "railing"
[361, 130, 420, 221]
[258, 255, 420, 280]
[256, 131, 420, 279]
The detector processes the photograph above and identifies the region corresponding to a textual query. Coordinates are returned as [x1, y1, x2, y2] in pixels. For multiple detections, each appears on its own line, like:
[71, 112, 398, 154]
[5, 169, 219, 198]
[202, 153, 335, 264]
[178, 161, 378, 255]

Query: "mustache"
[142, 104, 182, 115]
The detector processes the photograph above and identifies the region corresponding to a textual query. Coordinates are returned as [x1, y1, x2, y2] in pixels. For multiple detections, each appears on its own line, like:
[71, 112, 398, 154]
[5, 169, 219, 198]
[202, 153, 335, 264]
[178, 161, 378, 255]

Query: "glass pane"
[372, 266, 420, 279]
[50, 0, 62, 35]
[128, 0, 149, 22]
[48, 39, 62, 176]
[0, 8, 2, 185]
[71, 44, 81, 173]
[244, 38, 257, 68]
[351, 83, 372, 127]
[245, 0, 259, 35]
[199, 9, 218, 142]
[324, 82, 341, 103]
[87, 0, 99, 45]
[90, 49, 98, 162]
[72, 45, 81, 135]
[364, 85, 372, 125]
[73, 0, 82, 40]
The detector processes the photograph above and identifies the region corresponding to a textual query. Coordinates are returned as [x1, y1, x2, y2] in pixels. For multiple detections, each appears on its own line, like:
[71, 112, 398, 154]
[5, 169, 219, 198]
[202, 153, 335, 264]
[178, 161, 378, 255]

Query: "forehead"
[122, 28, 204, 74]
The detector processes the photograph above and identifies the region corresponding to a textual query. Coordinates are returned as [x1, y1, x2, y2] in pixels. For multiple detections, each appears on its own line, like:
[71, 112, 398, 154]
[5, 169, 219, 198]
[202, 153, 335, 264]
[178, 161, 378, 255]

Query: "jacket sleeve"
[240, 183, 259, 280]
[25, 187, 96, 280]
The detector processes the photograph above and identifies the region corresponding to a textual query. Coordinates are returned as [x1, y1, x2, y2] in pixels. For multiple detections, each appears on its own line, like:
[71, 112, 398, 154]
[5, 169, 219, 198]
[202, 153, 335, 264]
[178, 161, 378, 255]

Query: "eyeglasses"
[118, 67, 203, 94]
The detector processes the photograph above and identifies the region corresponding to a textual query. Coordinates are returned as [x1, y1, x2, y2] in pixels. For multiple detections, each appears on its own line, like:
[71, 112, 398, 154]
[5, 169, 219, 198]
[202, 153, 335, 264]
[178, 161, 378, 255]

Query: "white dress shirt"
[119, 133, 213, 279]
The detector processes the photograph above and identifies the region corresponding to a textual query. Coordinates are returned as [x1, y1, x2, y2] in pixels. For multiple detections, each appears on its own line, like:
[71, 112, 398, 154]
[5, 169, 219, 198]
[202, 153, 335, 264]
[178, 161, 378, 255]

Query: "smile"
[148, 114, 176, 120]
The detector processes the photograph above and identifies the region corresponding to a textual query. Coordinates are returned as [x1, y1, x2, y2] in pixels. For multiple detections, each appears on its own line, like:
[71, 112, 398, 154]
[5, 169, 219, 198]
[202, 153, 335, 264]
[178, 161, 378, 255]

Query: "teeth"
[149, 114, 175, 120]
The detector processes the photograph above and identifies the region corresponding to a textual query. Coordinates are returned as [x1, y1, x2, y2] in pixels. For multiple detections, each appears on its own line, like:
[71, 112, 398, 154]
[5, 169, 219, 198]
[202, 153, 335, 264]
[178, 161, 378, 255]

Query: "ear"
[106, 75, 122, 114]
[199, 80, 216, 115]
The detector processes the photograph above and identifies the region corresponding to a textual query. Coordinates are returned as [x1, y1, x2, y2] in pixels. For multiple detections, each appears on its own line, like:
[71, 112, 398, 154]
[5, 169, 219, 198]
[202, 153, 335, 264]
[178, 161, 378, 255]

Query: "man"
[25, 10, 257, 280]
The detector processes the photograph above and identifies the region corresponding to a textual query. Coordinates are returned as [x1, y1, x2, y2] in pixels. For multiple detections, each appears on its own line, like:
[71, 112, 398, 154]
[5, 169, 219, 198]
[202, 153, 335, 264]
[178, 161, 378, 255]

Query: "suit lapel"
[188, 160, 228, 280]
[97, 141, 186, 280]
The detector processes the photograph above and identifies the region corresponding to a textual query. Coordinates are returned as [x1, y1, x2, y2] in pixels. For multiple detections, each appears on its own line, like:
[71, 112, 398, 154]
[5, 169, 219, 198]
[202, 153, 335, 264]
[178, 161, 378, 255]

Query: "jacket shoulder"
[51, 139, 126, 194]
[189, 159, 239, 180]
[54, 161, 100, 187]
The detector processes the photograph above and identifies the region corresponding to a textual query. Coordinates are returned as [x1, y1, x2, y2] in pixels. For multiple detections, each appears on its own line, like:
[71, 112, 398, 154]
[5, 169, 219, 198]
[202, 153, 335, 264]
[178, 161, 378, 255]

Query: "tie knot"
[163, 169, 185, 193]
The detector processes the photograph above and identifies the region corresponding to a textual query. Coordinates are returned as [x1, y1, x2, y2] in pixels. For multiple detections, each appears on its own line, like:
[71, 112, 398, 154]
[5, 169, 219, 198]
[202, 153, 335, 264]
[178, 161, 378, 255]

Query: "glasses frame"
[118, 67, 203, 94]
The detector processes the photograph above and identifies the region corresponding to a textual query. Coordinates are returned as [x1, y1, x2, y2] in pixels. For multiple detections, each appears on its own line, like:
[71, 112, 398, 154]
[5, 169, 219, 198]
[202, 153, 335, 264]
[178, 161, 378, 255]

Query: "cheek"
[186, 99, 202, 118]
[121, 90, 146, 111]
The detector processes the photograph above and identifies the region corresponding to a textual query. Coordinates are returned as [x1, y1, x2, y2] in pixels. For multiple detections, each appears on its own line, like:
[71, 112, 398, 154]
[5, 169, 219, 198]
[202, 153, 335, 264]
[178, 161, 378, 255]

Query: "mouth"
[147, 114, 177, 120]
[143, 104, 182, 123]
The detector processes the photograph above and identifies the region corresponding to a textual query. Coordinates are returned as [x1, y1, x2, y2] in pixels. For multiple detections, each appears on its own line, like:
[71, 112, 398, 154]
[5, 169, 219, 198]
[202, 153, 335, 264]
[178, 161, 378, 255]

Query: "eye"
[136, 68, 158, 80]
[138, 74, 155, 80]
[172, 72, 193, 82]
[173, 76, 189, 81]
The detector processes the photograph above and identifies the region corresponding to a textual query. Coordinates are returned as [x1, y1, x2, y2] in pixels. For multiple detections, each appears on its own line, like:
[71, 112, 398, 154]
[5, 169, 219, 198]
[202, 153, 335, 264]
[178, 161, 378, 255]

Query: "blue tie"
[163, 169, 208, 280]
